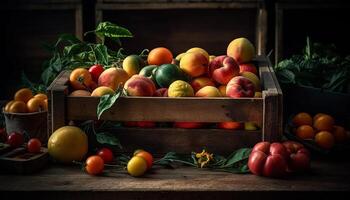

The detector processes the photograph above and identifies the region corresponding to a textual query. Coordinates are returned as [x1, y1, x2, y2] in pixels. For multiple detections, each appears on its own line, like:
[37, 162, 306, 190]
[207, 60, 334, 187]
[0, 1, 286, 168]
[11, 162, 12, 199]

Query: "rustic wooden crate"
[274, 0, 350, 63]
[95, 0, 267, 56]
[47, 55, 282, 155]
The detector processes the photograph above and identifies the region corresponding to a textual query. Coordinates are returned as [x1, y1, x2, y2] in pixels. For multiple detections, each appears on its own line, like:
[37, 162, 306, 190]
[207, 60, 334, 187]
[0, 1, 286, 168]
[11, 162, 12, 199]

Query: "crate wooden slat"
[47, 55, 282, 154]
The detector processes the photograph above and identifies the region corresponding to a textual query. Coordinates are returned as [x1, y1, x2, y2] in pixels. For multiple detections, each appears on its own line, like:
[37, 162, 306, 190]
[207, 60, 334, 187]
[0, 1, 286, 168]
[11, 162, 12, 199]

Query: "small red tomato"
[135, 150, 153, 170]
[89, 64, 104, 83]
[97, 148, 114, 163]
[0, 128, 7, 143]
[7, 132, 24, 148]
[85, 155, 104, 175]
[27, 138, 42, 153]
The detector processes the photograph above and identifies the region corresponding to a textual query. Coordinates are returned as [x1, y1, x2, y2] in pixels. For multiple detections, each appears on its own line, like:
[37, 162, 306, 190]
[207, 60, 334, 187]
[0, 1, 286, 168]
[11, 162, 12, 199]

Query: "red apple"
[239, 63, 258, 75]
[208, 55, 240, 85]
[226, 76, 255, 98]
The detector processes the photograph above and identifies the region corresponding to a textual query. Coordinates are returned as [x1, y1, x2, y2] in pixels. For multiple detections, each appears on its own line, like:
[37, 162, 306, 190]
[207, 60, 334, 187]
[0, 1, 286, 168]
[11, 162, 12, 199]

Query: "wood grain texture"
[0, 160, 349, 200]
[104, 127, 261, 154]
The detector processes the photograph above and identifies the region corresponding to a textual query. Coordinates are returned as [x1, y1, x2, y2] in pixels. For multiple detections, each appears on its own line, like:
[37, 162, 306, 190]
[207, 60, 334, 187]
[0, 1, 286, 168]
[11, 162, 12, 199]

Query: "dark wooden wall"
[0, 0, 349, 99]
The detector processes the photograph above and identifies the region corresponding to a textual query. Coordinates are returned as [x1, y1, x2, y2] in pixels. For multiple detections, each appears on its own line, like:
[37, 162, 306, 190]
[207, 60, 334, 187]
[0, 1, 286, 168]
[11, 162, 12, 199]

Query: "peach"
[218, 122, 243, 130]
[91, 86, 116, 97]
[180, 52, 208, 77]
[186, 47, 210, 61]
[153, 88, 168, 97]
[69, 90, 91, 97]
[226, 76, 255, 98]
[175, 52, 186, 61]
[122, 55, 145, 77]
[209, 55, 240, 85]
[98, 67, 129, 91]
[124, 75, 156, 96]
[239, 63, 258, 75]
[190, 77, 215, 92]
[209, 55, 216, 63]
[195, 86, 221, 97]
[174, 122, 205, 129]
[227, 37, 255, 64]
[218, 85, 227, 97]
[241, 71, 261, 92]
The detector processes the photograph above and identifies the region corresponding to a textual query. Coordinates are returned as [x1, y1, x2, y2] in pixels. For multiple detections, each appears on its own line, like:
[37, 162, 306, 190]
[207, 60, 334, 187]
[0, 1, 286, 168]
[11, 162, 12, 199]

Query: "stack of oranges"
[292, 112, 349, 150]
[3, 88, 48, 113]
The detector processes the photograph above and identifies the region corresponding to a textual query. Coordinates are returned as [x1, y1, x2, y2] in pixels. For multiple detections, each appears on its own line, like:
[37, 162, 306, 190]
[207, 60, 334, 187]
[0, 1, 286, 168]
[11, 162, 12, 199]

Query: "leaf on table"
[96, 132, 122, 149]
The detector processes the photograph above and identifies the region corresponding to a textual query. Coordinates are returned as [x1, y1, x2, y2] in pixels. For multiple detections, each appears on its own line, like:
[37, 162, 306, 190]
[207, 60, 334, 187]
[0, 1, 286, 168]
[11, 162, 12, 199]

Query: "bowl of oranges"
[2, 88, 48, 143]
[284, 112, 350, 155]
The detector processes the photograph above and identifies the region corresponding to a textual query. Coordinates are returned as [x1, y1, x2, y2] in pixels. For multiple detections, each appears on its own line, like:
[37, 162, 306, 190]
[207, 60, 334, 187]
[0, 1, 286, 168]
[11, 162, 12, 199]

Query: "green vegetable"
[154, 64, 188, 88]
[139, 65, 158, 82]
[275, 37, 350, 93]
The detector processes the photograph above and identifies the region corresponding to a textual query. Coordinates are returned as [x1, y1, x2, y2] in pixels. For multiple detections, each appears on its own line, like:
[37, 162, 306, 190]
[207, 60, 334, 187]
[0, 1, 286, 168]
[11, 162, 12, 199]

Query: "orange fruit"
[34, 93, 48, 100]
[147, 47, 173, 66]
[313, 114, 334, 131]
[27, 97, 46, 112]
[6, 100, 27, 113]
[14, 88, 33, 103]
[315, 131, 335, 150]
[296, 125, 315, 139]
[332, 125, 347, 143]
[292, 112, 312, 127]
[4, 100, 15, 112]
[313, 113, 327, 122]
[69, 68, 93, 90]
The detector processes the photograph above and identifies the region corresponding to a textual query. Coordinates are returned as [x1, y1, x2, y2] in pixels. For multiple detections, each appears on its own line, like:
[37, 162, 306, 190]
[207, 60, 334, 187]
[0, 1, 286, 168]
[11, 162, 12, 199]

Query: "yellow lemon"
[168, 80, 194, 97]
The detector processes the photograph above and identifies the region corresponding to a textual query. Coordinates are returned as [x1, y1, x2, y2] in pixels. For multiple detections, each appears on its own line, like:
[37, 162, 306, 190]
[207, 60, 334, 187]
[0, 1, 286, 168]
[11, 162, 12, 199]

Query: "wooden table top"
[1, 159, 350, 199]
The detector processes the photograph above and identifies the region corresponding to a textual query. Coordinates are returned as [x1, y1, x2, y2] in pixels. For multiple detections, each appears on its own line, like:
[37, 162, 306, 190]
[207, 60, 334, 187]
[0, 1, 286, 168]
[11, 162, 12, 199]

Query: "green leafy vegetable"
[275, 37, 350, 93]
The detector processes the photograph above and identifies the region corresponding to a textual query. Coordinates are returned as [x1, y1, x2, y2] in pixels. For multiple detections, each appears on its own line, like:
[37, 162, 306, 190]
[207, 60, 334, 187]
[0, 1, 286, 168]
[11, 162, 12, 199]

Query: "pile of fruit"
[3, 88, 48, 113]
[290, 112, 349, 150]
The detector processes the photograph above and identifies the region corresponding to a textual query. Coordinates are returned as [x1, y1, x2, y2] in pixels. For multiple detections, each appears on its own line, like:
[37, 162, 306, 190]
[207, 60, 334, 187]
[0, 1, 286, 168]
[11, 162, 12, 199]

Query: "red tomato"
[7, 132, 24, 148]
[89, 64, 104, 83]
[135, 150, 153, 170]
[97, 148, 114, 163]
[85, 155, 104, 175]
[27, 138, 42, 153]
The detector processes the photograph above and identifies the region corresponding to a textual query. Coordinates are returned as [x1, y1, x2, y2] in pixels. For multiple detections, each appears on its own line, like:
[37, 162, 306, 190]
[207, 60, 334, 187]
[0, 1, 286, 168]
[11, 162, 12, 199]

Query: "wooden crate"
[47, 55, 282, 155]
[95, 0, 267, 55]
[275, 0, 350, 63]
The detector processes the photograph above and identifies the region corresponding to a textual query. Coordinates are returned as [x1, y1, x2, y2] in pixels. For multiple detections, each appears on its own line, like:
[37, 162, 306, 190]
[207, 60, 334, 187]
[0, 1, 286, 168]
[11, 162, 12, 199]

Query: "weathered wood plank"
[107, 128, 261, 154]
[66, 97, 263, 123]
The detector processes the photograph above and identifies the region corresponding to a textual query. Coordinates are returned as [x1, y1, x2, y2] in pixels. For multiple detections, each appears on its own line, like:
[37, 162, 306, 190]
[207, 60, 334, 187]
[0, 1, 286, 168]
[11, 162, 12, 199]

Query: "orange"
[292, 112, 312, 127]
[296, 125, 315, 139]
[69, 68, 93, 90]
[313, 113, 327, 122]
[34, 93, 48, 100]
[6, 100, 27, 113]
[147, 47, 173, 66]
[4, 100, 15, 112]
[332, 125, 347, 143]
[14, 88, 33, 103]
[315, 131, 335, 150]
[27, 97, 46, 112]
[313, 114, 334, 131]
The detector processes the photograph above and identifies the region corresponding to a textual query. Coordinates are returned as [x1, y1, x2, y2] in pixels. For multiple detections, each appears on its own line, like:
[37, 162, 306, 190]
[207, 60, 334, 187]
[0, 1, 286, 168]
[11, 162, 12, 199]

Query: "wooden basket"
[47, 55, 282, 155]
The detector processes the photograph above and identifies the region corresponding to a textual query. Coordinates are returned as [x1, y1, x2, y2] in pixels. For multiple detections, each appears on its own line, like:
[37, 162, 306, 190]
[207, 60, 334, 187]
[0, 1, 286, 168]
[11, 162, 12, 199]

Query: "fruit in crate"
[139, 65, 157, 80]
[195, 86, 221, 97]
[217, 122, 243, 130]
[180, 52, 208, 77]
[227, 37, 255, 64]
[69, 68, 93, 90]
[239, 63, 258, 75]
[91, 86, 116, 97]
[89, 64, 104, 83]
[174, 122, 205, 129]
[186, 47, 210, 61]
[123, 55, 145, 77]
[98, 67, 129, 91]
[226, 76, 255, 98]
[154, 88, 168, 97]
[147, 47, 173, 66]
[154, 64, 187, 88]
[48, 126, 88, 163]
[190, 77, 215, 92]
[168, 80, 194, 97]
[218, 85, 227, 96]
[208, 55, 240, 85]
[240, 71, 261, 92]
[69, 89, 91, 97]
[124, 75, 156, 96]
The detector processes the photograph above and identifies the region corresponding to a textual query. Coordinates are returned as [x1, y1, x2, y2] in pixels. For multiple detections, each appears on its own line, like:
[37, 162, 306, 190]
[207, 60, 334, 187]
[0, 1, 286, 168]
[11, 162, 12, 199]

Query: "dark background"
[0, 0, 349, 100]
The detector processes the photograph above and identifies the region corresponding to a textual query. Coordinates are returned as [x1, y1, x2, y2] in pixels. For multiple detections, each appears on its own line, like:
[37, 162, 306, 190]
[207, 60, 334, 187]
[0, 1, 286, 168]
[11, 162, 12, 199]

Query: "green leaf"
[41, 66, 56, 86]
[94, 44, 109, 65]
[96, 132, 122, 149]
[94, 21, 133, 44]
[222, 148, 251, 168]
[55, 33, 82, 47]
[97, 90, 122, 120]
[63, 43, 89, 57]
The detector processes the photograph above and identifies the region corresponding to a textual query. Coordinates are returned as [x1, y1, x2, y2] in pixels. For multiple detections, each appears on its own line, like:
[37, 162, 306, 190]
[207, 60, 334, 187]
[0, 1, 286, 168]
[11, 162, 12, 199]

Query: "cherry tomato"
[27, 138, 42, 153]
[85, 155, 104, 175]
[7, 132, 24, 148]
[89, 64, 104, 83]
[97, 147, 114, 163]
[135, 150, 153, 170]
[0, 128, 7, 143]
[127, 156, 147, 177]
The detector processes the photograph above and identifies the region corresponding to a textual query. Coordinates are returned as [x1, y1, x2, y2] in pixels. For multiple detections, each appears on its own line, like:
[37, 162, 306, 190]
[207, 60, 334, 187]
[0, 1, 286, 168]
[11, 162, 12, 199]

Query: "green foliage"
[275, 37, 350, 93]
[97, 86, 124, 120]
